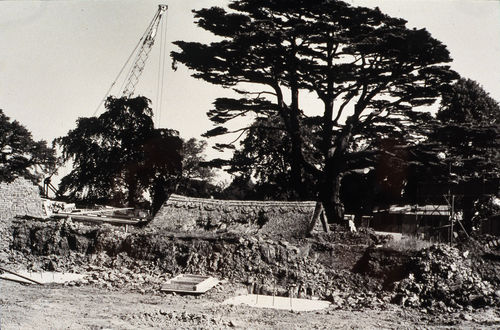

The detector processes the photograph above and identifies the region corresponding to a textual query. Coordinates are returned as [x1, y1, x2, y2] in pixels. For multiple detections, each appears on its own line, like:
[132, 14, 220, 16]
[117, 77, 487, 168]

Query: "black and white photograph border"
[0, 0, 499, 329]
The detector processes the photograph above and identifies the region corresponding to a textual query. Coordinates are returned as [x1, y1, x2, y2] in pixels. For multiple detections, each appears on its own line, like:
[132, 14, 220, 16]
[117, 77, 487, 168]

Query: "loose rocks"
[391, 244, 499, 311]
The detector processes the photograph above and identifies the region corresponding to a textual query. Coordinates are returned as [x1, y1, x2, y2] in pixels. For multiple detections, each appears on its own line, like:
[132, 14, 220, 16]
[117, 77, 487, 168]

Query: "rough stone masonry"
[150, 194, 321, 238]
[0, 177, 44, 220]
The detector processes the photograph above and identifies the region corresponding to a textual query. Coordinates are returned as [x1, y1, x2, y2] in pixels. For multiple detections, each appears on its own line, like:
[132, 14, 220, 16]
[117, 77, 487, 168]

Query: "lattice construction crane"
[94, 4, 169, 115]
[122, 4, 168, 98]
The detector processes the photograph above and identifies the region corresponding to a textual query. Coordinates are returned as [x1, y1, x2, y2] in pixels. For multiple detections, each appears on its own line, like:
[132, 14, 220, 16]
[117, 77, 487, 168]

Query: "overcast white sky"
[0, 0, 499, 180]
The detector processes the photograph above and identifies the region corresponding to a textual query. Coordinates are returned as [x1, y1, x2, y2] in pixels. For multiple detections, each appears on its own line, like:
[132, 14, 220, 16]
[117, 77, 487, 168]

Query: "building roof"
[376, 204, 450, 216]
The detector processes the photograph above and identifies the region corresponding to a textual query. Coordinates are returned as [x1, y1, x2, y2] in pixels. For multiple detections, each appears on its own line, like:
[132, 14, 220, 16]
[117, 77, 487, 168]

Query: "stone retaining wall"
[0, 177, 44, 220]
[150, 194, 320, 238]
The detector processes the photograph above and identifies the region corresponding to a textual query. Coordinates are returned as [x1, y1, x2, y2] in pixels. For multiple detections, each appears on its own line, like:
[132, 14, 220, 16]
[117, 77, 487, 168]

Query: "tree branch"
[232, 89, 278, 98]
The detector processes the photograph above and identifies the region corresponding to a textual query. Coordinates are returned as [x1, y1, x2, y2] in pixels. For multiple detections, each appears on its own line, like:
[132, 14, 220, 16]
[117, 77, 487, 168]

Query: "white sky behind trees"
[0, 0, 499, 183]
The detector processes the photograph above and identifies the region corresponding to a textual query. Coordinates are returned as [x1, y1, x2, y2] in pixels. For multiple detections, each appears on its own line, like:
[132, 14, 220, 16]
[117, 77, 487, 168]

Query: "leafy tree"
[172, 0, 457, 223]
[220, 115, 319, 200]
[174, 137, 219, 198]
[56, 96, 182, 209]
[368, 78, 500, 231]
[437, 78, 500, 124]
[431, 78, 499, 229]
[218, 175, 256, 200]
[0, 109, 57, 184]
[180, 138, 215, 182]
[434, 78, 499, 181]
[143, 128, 184, 214]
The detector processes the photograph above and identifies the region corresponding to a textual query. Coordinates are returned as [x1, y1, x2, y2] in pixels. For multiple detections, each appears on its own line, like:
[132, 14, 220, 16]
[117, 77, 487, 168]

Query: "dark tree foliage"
[340, 138, 421, 215]
[437, 78, 500, 124]
[360, 78, 500, 231]
[56, 96, 182, 209]
[143, 128, 184, 214]
[404, 79, 500, 197]
[430, 78, 499, 229]
[433, 78, 499, 182]
[218, 175, 257, 200]
[222, 115, 319, 200]
[0, 109, 57, 184]
[172, 0, 457, 223]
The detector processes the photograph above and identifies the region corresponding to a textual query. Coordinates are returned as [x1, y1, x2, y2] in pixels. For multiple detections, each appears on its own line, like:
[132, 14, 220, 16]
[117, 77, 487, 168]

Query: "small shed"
[372, 205, 450, 237]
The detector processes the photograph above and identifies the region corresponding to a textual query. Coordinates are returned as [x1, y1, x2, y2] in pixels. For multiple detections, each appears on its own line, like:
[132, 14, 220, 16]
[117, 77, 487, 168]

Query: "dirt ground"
[1, 280, 500, 329]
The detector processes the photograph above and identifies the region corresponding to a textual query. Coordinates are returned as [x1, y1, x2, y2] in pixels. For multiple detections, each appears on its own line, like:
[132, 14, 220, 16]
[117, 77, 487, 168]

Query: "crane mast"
[122, 4, 168, 98]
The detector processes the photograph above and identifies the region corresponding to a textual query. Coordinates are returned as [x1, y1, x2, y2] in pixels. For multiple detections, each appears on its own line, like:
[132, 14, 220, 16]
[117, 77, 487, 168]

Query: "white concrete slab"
[223, 294, 330, 312]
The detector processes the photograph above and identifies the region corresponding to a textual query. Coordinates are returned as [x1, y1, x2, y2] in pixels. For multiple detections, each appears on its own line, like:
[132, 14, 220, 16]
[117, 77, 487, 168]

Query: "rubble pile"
[455, 235, 500, 289]
[391, 244, 500, 311]
[76, 252, 172, 291]
[321, 270, 387, 309]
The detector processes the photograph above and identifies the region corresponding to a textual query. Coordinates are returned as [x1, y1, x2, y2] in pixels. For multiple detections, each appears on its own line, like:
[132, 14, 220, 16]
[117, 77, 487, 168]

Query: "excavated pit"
[2, 216, 500, 312]
[3, 217, 381, 300]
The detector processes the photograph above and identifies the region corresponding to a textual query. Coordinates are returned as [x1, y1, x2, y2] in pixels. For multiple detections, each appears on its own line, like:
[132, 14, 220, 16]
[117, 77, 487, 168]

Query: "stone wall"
[0, 177, 44, 220]
[150, 194, 321, 238]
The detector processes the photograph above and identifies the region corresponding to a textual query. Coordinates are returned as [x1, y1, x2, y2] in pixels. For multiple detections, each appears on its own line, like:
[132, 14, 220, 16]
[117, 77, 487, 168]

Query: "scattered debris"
[51, 205, 148, 226]
[42, 199, 75, 217]
[53, 213, 141, 225]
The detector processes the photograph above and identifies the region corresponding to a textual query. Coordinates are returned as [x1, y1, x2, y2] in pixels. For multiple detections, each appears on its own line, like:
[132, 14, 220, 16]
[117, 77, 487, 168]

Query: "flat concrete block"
[160, 274, 219, 294]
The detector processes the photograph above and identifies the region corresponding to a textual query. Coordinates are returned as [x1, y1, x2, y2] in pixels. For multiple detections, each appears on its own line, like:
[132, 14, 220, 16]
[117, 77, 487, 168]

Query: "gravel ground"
[1, 279, 500, 329]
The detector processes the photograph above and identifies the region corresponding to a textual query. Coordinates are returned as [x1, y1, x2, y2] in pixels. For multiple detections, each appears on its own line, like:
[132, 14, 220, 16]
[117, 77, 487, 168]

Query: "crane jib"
[122, 4, 168, 98]
[92, 4, 169, 115]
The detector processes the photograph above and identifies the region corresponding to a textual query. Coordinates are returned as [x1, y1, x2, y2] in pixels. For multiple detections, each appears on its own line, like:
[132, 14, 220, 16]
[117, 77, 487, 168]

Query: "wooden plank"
[307, 202, 323, 234]
[56, 207, 133, 216]
[0, 275, 35, 285]
[0, 267, 43, 285]
[53, 214, 140, 225]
